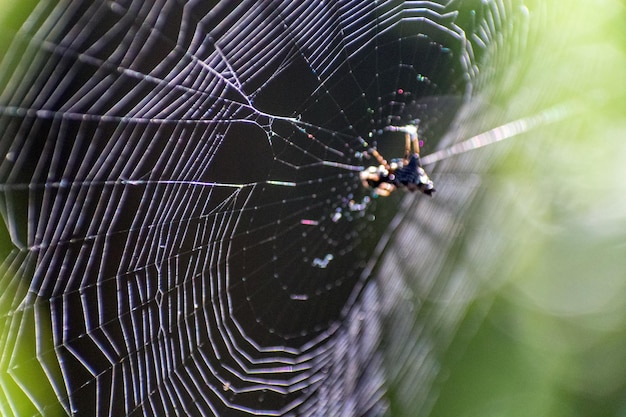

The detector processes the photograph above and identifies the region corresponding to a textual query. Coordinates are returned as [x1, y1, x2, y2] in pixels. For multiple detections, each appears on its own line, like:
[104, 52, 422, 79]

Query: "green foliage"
[427, 1, 626, 416]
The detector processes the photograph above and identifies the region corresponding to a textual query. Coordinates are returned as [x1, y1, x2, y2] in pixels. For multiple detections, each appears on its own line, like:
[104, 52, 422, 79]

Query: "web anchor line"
[421, 105, 571, 165]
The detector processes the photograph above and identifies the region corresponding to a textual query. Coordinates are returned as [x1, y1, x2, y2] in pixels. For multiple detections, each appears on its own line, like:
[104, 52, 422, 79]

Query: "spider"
[360, 125, 435, 197]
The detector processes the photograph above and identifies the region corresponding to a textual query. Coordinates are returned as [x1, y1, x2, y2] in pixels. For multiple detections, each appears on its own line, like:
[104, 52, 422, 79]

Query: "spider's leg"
[411, 131, 421, 157]
[404, 132, 411, 160]
[370, 148, 390, 170]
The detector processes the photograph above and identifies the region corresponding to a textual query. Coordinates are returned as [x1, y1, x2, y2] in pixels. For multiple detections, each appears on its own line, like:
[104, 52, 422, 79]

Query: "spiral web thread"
[0, 1, 526, 415]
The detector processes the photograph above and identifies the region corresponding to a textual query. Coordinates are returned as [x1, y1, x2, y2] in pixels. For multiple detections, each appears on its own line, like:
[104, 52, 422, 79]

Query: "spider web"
[0, 1, 531, 416]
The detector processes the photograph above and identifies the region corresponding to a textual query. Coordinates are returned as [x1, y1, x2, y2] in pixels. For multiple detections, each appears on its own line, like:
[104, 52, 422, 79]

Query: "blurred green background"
[426, 1, 626, 416]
